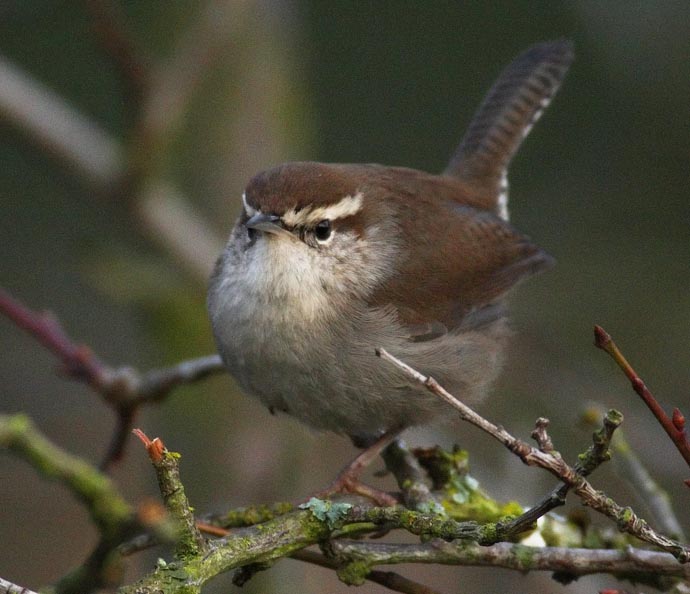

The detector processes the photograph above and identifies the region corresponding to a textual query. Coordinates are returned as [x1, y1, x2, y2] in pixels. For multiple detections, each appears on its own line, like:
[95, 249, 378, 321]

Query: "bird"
[208, 40, 574, 485]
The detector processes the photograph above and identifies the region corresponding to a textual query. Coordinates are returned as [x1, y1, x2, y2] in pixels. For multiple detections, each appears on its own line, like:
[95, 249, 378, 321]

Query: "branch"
[132, 492, 690, 593]
[0, 414, 131, 531]
[133, 430, 206, 559]
[0, 287, 108, 387]
[330, 540, 690, 584]
[125, 452, 689, 593]
[0, 576, 40, 594]
[195, 522, 444, 594]
[376, 348, 690, 562]
[382, 439, 439, 512]
[503, 408, 622, 538]
[0, 54, 224, 282]
[293, 550, 445, 594]
[607, 421, 686, 541]
[594, 325, 690, 479]
[0, 54, 123, 185]
[0, 414, 156, 593]
[0, 287, 225, 468]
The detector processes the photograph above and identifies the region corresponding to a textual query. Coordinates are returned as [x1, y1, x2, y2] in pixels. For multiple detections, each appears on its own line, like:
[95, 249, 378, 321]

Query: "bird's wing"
[367, 197, 553, 336]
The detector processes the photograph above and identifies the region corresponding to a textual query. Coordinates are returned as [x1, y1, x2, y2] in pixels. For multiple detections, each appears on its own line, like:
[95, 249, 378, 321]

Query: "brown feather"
[356, 167, 554, 331]
[444, 40, 574, 215]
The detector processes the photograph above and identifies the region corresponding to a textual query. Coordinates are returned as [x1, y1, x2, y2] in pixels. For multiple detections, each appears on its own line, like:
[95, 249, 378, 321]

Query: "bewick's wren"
[208, 41, 573, 446]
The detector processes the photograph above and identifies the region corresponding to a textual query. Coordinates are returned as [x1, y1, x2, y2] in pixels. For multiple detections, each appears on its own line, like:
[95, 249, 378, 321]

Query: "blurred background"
[1, 2, 689, 593]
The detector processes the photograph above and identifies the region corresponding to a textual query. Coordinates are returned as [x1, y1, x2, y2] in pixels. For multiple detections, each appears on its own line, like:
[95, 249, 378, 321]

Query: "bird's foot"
[312, 431, 401, 507]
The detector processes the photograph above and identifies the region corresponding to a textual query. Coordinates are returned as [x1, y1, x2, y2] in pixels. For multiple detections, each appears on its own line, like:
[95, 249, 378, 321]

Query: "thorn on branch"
[672, 408, 685, 432]
[531, 418, 555, 453]
[132, 428, 165, 463]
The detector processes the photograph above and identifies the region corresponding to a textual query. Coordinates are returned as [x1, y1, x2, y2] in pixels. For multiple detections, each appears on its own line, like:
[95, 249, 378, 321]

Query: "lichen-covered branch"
[0, 414, 160, 593]
[120, 494, 690, 593]
[133, 429, 205, 559]
[330, 540, 690, 584]
[293, 550, 444, 594]
[382, 439, 439, 512]
[0, 414, 131, 532]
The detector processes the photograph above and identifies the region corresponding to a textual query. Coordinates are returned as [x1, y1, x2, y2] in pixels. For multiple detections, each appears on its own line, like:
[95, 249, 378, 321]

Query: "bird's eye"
[314, 219, 332, 242]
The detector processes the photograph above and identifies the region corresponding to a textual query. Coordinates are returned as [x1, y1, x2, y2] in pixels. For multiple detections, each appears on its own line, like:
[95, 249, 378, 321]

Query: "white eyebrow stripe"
[242, 192, 259, 217]
[282, 192, 363, 227]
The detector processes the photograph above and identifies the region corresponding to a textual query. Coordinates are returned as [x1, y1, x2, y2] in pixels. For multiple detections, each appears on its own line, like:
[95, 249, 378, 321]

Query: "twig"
[376, 348, 690, 562]
[504, 408, 622, 538]
[99, 407, 137, 471]
[293, 550, 445, 594]
[0, 287, 109, 387]
[611, 426, 686, 541]
[0, 287, 225, 468]
[594, 325, 690, 476]
[0, 576, 40, 594]
[133, 429, 206, 559]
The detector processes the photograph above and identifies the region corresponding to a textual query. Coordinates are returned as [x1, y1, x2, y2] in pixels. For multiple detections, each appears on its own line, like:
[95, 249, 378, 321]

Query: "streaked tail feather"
[444, 40, 574, 220]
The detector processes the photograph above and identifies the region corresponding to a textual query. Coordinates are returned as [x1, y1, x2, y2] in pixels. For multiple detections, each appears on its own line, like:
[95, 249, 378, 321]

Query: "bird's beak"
[245, 213, 296, 240]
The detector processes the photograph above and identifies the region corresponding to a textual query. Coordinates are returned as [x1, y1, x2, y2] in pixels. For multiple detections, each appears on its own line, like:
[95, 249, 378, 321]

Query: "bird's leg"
[313, 430, 401, 507]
